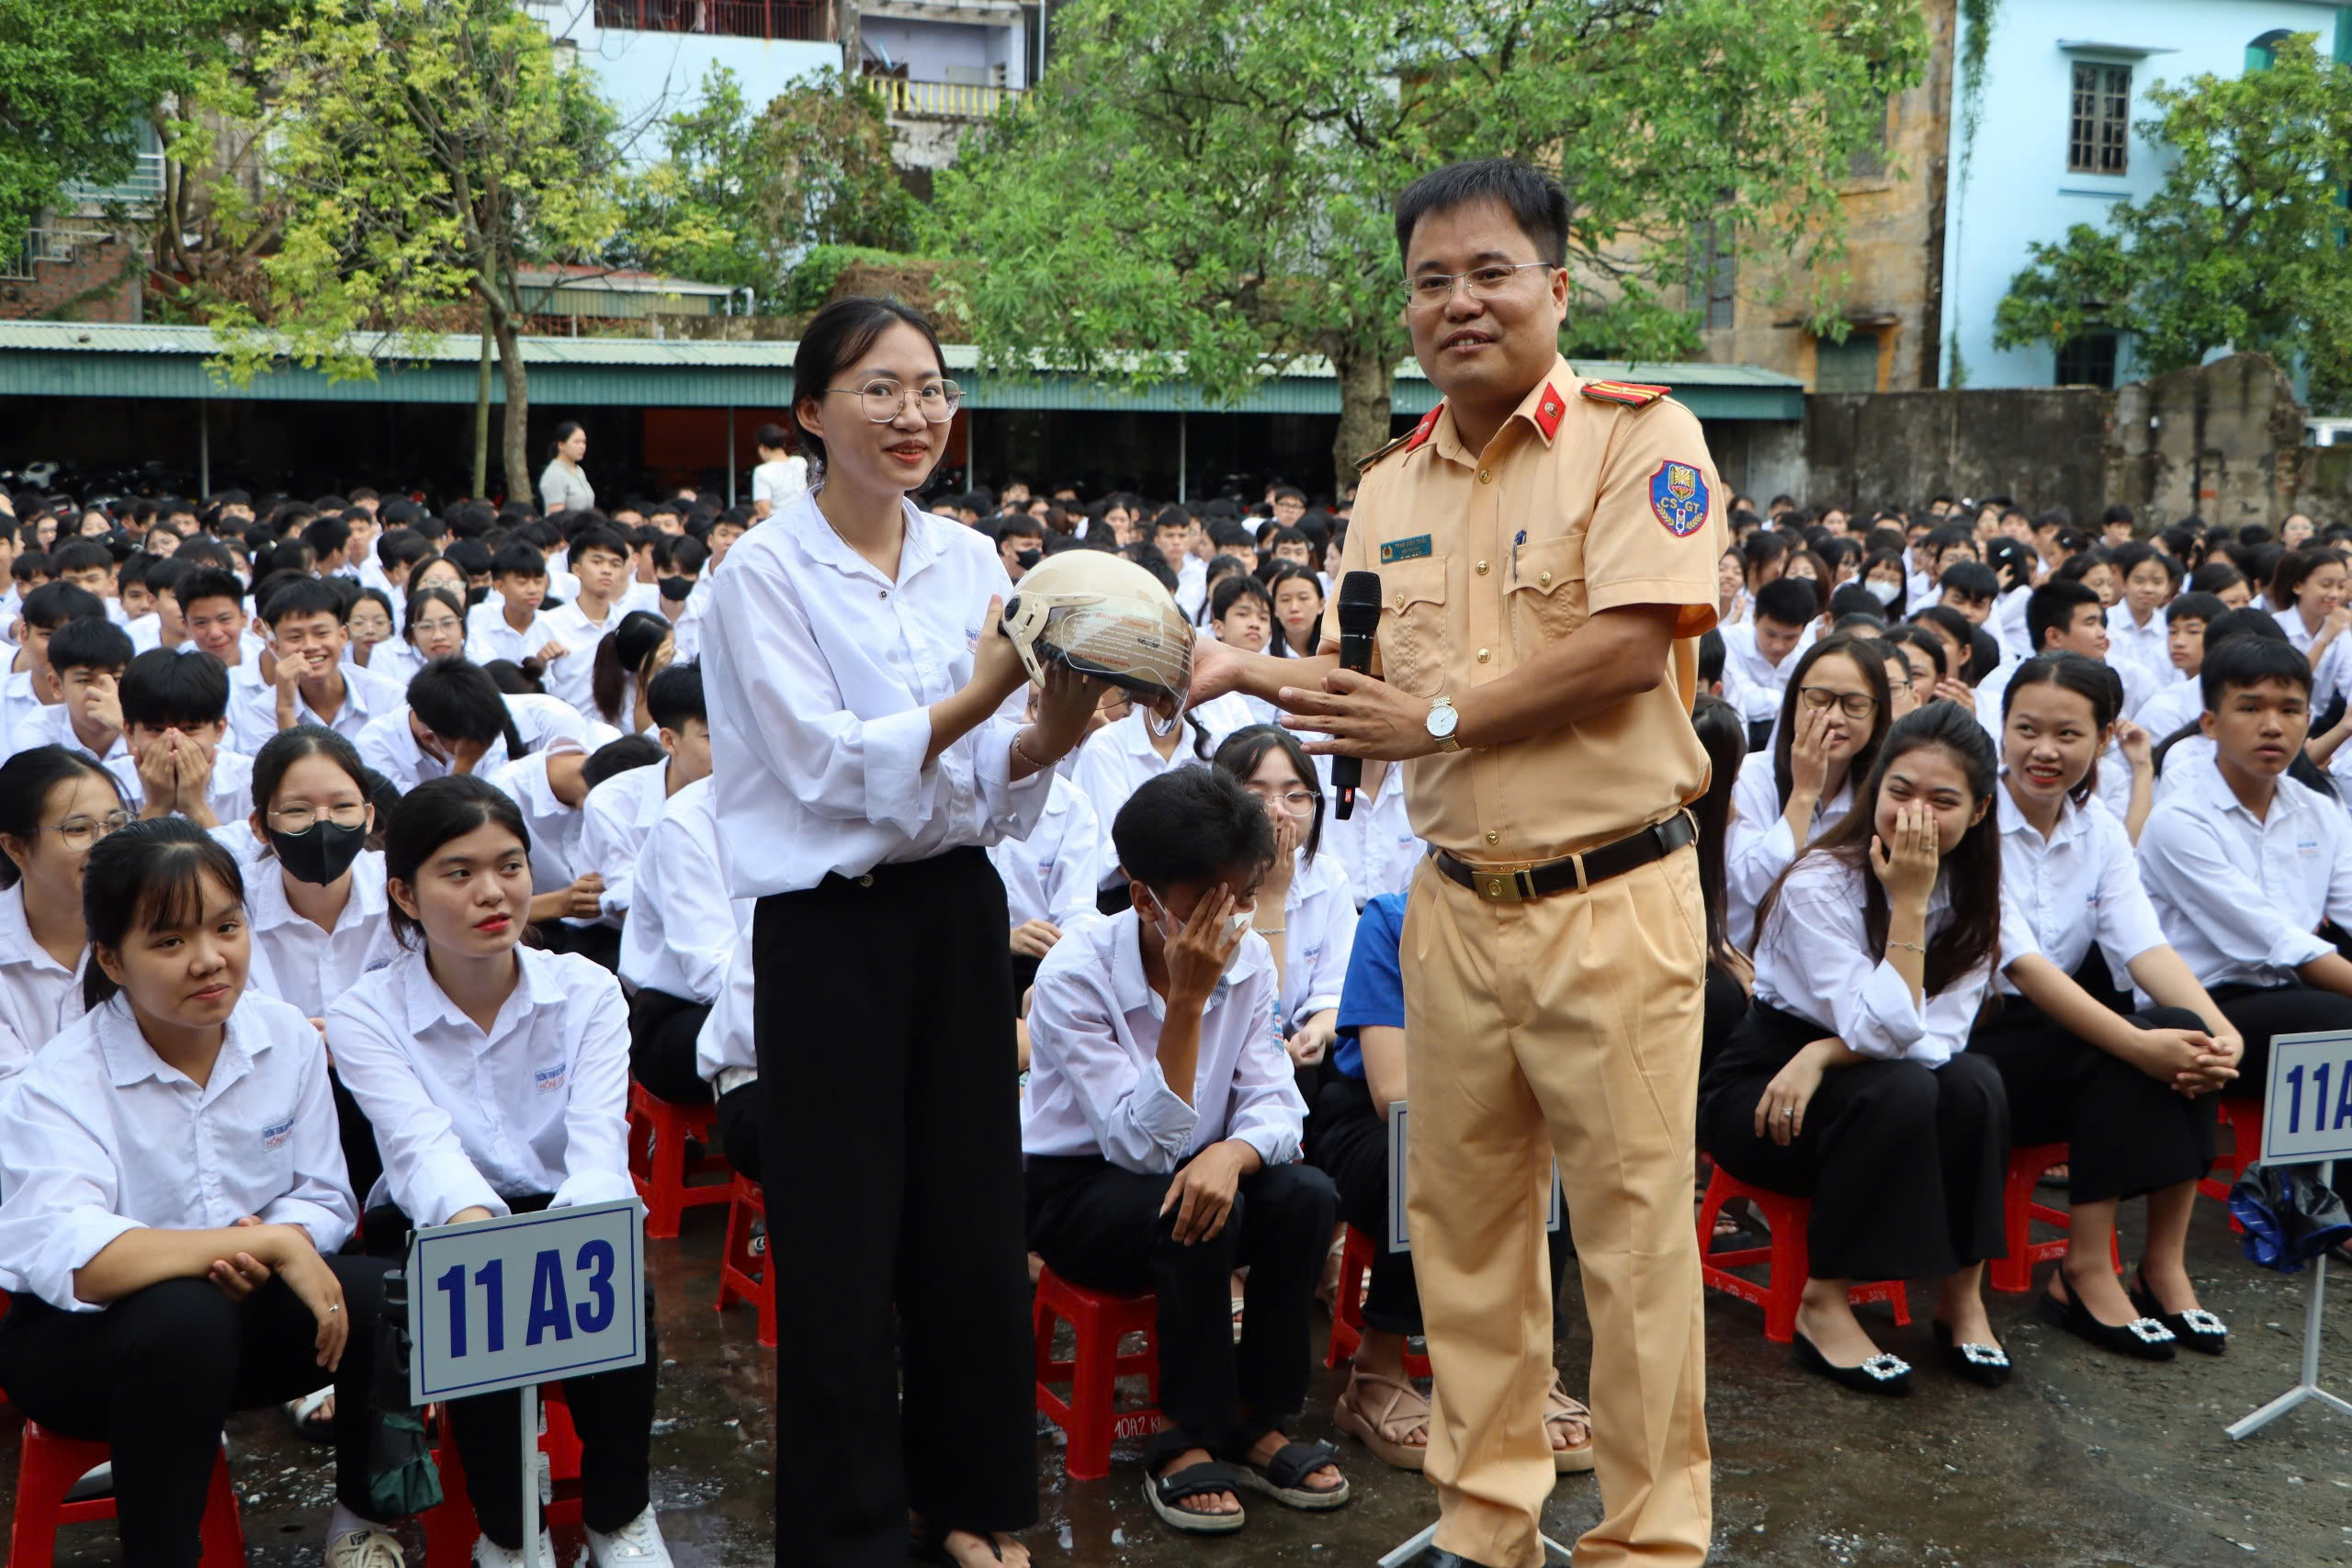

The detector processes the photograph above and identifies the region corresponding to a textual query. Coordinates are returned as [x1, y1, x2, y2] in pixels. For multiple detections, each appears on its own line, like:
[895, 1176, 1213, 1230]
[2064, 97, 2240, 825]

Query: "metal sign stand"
[520, 1382, 543, 1567]
[2227, 1157, 2352, 1440]
[1379, 1523, 1574, 1567]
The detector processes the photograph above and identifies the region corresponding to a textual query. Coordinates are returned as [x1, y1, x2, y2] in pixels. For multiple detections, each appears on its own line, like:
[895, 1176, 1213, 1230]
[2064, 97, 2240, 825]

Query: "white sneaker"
[325, 1527, 406, 1568]
[471, 1530, 555, 1567]
[585, 1507, 673, 1567]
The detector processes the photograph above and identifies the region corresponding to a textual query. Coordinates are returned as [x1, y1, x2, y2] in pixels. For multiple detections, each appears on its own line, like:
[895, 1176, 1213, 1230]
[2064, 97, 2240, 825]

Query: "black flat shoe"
[2038, 1279, 2176, 1360]
[1932, 1320, 2013, 1387]
[2128, 1268, 2228, 1356]
[1792, 1330, 1913, 1395]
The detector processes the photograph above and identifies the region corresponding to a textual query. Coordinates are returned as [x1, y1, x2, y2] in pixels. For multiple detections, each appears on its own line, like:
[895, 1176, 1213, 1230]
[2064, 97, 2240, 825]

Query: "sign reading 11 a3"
[406, 1197, 647, 1405]
[2262, 1031, 2352, 1165]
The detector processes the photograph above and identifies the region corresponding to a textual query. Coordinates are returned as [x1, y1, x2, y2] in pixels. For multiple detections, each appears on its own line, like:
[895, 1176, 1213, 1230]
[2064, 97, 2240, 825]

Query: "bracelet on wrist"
[1011, 728, 1053, 771]
[1885, 939, 1926, 955]
[1254, 925, 1286, 935]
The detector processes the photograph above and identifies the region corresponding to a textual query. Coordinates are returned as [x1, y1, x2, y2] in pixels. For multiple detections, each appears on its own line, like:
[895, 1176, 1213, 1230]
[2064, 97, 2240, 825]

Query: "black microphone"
[1331, 570, 1385, 819]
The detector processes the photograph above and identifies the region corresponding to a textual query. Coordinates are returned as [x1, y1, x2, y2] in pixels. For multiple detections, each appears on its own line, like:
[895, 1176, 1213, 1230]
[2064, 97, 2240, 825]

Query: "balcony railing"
[1, 228, 96, 281]
[62, 151, 166, 211]
[879, 78, 1022, 119]
[592, 0, 829, 40]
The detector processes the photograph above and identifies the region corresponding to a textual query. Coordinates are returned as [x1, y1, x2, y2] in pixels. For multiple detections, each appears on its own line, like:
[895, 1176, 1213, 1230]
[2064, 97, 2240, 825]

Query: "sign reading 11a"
[2263, 1031, 2352, 1165]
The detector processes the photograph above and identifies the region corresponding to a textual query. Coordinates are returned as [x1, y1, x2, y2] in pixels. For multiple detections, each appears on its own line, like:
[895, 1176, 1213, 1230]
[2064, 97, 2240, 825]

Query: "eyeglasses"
[1246, 785, 1320, 813]
[38, 811, 130, 850]
[268, 802, 369, 833]
[410, 615, 463, 637]
[1798, 687, 1879, 720]
[1407, 262, 1555, 310]
[824, 379, 964, 424]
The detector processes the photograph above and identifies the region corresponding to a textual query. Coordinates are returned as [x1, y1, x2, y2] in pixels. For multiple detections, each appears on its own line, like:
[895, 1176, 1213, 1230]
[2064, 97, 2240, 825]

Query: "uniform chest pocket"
[1507, 535, 1587, 659]
[1376, 558, 1449, 698]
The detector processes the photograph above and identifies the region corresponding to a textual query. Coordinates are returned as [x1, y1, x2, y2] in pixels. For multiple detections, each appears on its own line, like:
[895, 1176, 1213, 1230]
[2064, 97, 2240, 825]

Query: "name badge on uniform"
[1380, 535, 1433, 564]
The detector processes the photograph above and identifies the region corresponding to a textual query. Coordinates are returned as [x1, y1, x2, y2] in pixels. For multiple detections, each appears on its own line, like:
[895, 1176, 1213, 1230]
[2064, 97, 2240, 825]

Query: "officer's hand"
[1187, 633, 1243, 705]
[1282, 669, 1435, 761]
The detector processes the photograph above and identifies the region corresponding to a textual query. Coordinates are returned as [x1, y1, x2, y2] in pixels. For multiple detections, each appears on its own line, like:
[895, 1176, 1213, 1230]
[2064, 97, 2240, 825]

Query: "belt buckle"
[1478, 863, 1558, 901]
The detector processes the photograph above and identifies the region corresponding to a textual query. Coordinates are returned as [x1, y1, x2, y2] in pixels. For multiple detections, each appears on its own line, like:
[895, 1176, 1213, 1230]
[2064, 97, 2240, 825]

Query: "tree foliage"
[928, 0, 1926, 490]
[208, 0, 624, 502]
[1995, 33, 2352, 404]
[612, 65, 916, 305]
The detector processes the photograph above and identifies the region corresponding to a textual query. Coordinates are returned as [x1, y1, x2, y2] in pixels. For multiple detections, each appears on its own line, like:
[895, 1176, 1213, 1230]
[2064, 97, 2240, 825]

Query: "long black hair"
[1211, 725, 1326, 865]
[790, 297, 948, 482]
[1998, 652, 2116, 806]
[1759, 701, 2002, 996]
[1769, 633, 1894, 812]
[82, 817, 246, 1010]
[0, 746, 124, 890]
[250, 725, 378, 858]
[382, 774, 532, 951]
[1262, 561, 1325, 658]
[1690, 694, 1747, 966]
[591, 609, 672, 728]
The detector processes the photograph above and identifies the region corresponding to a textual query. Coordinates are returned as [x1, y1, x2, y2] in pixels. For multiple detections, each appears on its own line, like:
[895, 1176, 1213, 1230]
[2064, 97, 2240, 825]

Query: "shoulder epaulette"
[1353, 428, 1417, 476]
[1357, 403, 1444, 475]
[1580, 380, 1671, 409]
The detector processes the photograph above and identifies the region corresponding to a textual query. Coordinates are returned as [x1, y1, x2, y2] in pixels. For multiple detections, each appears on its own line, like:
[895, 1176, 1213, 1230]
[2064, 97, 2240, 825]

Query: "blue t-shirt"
[1333, 893, 1408, 1080]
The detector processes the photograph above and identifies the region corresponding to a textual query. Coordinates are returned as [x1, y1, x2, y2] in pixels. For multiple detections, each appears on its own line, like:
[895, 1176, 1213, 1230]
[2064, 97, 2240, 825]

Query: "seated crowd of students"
[0, 477, 2332, 1563]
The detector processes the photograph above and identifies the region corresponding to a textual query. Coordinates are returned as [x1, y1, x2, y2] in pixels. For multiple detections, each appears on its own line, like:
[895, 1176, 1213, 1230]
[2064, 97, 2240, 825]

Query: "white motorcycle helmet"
[1000, 551, 1195, 718]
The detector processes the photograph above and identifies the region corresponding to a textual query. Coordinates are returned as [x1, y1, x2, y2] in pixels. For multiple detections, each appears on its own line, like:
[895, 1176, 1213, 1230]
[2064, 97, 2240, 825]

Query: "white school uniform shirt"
[484, 744, 602, 904]
[700, 493, 1056, 897]
[694, 928, 759, 1091]
[1717, 621, 1799, 729]
[1, 671, 45, 757]
[619, 777, 749, 1004]
[2271, 606, 2352, 717]
[1275, 851, 1356, 1030]
[752, 457, 808, 511]
[576, 760, 671, 925]
[125, 613, 162, 654]
[326, 945, 634, 1224]
[1724, 749, 1853, 953]
[2134, 671, 2203, 746]
[0, 881, 91, 1072]
[354, 694, 592, 794]
[1320, 770, 1421, 907]
[2136, 753, 2352, 996]
[1068, 695, 1261, 889]
[107, 746, 255, 829]
[1991, 586, 2033, 663]
[617, 581, 662, 620]
[1974, 658, 2143, 825]
[1749, 853, 1992, 1067]
[8, 702, 128, 765]
[987, 773, 1102, 932]
[1174, 556, 1209, 622]
[243, 851, 400, 1019]
[1992, 784, 2166, 998]
[230, 661, 405, 755]
[464, 601, 562, 670]
[0, 993, 354, 1311]
[1021, 909, 1305, 1175]
[536, 600, 619, 718]
[359, 638, 422, 688]
[2105, 602, 2172, 696]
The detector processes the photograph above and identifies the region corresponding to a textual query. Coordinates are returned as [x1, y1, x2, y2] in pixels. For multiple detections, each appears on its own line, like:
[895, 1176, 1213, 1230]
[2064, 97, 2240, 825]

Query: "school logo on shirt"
[261, 1116, 296, 1150]
[1649, 461, 1709, 538]
[535, 1065, 567, 1093]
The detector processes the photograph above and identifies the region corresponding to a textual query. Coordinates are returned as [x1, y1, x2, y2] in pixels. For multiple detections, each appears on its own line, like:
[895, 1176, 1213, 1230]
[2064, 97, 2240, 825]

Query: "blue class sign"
[2262, 1030, 2352, 1165]
[406, 1197, 647, 1404]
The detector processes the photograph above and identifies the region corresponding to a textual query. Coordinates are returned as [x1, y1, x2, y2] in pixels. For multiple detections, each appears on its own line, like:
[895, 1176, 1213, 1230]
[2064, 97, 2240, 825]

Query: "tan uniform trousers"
[1402, 841, 1711, 1568]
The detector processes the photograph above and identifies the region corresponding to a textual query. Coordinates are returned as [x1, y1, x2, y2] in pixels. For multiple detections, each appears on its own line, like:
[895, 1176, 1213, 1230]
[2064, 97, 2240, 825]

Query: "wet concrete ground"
[6, 1196, 2347, 1566]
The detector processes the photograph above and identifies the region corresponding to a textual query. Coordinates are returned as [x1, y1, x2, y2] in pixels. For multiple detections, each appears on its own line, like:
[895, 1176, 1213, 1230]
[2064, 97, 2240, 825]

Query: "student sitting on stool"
[1023, 766, 1348, 1535]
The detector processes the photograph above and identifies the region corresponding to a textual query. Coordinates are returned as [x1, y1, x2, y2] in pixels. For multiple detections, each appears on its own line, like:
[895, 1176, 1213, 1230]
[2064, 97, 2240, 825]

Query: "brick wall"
[0, 235, 142, 322]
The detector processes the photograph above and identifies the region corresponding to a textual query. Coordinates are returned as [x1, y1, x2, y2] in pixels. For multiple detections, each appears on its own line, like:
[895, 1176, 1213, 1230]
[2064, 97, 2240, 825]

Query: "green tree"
[928, 0, 1925, 491]
[1995, 33, 2352, 403]
[209, 0, 623, 501]
[612, 65, 915, 304]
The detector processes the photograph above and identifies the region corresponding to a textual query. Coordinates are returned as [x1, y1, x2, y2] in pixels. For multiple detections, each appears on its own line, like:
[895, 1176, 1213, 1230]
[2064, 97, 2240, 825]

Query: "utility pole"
[836, 0, 860, 83]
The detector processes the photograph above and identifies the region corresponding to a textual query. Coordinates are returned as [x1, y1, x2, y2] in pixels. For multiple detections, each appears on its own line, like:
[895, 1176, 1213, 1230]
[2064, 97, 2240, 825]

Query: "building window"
[1689, 221, 1735, 331]
[2068, 62, 2131, 174]
[1849, 94, 1890, 179]
[1815, 331, 1880, 394]
[2054, 333, 2119, 389]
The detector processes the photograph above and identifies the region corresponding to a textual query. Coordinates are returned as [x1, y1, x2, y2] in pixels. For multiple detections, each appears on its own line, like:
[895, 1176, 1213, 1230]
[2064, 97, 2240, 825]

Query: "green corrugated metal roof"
[0, 321, 1803, 420]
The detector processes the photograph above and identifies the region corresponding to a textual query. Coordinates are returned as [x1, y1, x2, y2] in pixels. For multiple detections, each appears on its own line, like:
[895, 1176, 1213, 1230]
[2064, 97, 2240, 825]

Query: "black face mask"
[268, 820, 368, 886]
[658, 574, 695, 602]
[1014, 548, 1042, 571]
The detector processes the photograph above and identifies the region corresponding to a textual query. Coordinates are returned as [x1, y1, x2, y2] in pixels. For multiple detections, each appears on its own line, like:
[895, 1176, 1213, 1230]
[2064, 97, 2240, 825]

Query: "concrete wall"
[2109, 352, 2307, 531]
[1942, 0, 2342, 389]
[1803, 384, 2114, 515]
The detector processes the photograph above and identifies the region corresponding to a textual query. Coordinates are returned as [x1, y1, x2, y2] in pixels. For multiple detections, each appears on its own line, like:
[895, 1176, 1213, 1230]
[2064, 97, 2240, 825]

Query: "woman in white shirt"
[1211, 727, 1354, 1071]
[699, 299, 1104, 1568]
[538, 421, 595, 515]
[0, 746, 126, 1069]
[1973, 656, 2239, 1360]
[749, 422, 808, 519]
[0, 818, 408, 1568]
[587, 609, 673, 734]
[326, 775, 662, 1568]
[1724, 635, 1891, 952]
[1698, 703, 2012, 1396]
[374, 584, 468, 689]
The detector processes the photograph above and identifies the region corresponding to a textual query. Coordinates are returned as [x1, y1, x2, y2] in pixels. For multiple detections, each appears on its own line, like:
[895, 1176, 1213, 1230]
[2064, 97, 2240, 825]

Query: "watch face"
[1427, 701, 1459, 738]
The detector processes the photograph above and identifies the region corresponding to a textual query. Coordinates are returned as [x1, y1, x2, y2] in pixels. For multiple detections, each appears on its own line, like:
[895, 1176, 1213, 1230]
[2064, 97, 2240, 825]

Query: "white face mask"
[1142, 891, 1253, 953]
[1222, 907, 1255, 942]
[1866, 579, 1902, 605]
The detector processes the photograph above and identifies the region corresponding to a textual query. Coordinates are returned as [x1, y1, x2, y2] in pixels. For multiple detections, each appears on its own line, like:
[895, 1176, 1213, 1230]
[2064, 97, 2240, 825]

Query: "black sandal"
[909, 1520, 1015, 1565]
[1140, 1431, 1247, 1535]
[2038, 1273, 2175, 1361]
[1218, 1428, 1351, 1510]
[2127, 1267, 2228, 1356]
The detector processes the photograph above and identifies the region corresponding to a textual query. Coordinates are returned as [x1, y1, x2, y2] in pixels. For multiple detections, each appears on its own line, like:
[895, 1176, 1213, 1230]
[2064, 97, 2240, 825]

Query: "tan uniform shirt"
[1328, 357, 1729, 862]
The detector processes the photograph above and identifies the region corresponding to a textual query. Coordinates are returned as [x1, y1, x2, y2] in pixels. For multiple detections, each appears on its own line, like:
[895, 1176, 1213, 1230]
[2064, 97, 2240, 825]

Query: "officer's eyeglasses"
[1797, 687, 1878, 721]
[38, 811, 130, 851]
[1407, 262, 1555, 310]
[825, 379, 964, 424]
[268, 802, 370, 833]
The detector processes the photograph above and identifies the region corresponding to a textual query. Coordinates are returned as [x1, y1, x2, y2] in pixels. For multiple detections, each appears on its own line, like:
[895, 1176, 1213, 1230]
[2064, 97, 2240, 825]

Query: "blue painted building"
[1944, 0, 2350, 389]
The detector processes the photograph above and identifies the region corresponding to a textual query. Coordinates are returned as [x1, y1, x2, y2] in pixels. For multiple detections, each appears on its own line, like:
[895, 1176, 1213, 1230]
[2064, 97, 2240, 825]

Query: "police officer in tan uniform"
[1193, 159, 1725, 1568]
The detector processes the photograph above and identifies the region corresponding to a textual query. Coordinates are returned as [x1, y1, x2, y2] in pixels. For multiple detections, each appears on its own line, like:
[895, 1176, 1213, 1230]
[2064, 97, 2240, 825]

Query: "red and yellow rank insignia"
[1404, 403, 1444, 452]
[1532, 384, 1566, 440]
[1581, 380, 1670, 409]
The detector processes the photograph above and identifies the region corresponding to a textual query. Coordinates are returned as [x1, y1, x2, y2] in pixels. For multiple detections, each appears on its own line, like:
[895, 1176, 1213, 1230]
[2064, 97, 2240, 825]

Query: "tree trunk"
[490, 304, 532, 505]
[472, 301, 493, 499]
[1329, 340, 1396, 499]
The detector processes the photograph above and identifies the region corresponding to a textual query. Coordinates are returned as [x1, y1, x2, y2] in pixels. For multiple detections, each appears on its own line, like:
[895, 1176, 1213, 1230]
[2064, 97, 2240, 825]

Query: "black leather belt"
[1432, 810, 1697, 903]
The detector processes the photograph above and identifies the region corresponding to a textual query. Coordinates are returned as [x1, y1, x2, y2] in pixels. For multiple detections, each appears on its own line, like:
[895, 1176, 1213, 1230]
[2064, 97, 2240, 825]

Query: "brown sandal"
[1332, 1371, 1430, 1472]
[1545, 1378, 1596, 1473]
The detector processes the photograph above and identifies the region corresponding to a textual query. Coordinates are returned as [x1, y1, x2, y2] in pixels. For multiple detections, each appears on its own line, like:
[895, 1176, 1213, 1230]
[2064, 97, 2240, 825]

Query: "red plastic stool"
[422, 1386, 584, 1568]
[1032, 1267, 1165, 1481]
[626, 1082, 730, 1239]
[1694, 1166, 1913, 1342]
[9, 1422, 245, 1568]
[1323, 1224, 1433, 1378]
[2199, 1100, 2263, 1232]
[1991, 1143, 2121, 1293]
[714, 1174, 776, 1348]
